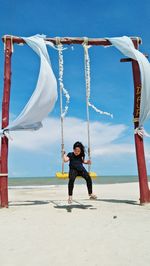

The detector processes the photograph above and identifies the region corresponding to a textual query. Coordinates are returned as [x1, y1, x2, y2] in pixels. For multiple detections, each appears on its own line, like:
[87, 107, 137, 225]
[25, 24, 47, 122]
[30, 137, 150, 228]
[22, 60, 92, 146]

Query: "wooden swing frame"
[0, 35, 150, 207]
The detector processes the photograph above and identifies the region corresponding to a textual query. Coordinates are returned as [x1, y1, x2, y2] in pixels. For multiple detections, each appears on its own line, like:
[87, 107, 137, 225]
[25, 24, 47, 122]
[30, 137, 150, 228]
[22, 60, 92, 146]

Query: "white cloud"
[4, 115, 150, 176]
[8, 116, 134, 157]
[92, 144, 134, 156]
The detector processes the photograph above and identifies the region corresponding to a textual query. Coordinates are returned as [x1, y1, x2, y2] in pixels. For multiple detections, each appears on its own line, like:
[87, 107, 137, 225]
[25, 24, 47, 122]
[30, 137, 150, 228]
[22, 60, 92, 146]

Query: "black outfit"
[67, 152, 93, 196]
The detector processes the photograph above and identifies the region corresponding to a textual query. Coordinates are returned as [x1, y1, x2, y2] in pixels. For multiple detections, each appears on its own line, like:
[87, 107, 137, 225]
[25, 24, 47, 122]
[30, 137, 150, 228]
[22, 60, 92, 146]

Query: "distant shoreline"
[9, 175, 140, 178]
[8, 175, 150, 186]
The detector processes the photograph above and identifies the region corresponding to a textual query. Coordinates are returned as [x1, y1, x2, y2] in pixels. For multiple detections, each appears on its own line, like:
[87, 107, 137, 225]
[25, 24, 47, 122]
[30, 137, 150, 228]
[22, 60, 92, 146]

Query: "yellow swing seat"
[56, 172, 97, 179]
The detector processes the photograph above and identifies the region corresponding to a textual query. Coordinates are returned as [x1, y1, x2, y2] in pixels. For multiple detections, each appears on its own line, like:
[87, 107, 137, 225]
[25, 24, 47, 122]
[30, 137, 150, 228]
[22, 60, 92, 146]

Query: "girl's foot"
[89, 194, 97, 200]
[68, 196, 72, 204]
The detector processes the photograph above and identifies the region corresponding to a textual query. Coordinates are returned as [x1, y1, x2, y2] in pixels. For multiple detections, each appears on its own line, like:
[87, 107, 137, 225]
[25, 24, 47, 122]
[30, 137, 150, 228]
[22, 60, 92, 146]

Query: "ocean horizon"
[8, 175, 149, 187]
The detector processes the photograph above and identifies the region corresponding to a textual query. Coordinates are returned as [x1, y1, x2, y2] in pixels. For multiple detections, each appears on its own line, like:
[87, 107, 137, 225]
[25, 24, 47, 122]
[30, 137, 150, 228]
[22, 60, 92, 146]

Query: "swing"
[55, 38, 106, 179]
[56, 38, 98, 179]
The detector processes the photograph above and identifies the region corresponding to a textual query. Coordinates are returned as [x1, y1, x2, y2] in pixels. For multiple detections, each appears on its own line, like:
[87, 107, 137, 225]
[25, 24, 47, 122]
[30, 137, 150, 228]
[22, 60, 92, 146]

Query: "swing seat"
[56, 172, 97, 179]
[89, 172, 97, 178]
[56, 172, 69, 179]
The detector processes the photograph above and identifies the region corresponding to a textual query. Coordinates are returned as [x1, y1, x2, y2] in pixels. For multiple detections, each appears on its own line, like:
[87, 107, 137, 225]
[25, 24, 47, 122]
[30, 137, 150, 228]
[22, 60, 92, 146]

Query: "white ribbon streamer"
[88, 102, 113, 118]
[83, 43, 113, 118]
[57, 43, 70, 118]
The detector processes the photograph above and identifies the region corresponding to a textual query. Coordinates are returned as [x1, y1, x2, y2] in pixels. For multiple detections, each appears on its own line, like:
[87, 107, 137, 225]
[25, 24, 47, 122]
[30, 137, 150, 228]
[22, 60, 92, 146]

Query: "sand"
[0, 183, 150, 266]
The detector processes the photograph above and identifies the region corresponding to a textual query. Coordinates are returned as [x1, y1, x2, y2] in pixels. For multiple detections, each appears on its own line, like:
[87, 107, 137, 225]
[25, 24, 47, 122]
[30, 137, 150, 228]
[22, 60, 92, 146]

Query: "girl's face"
[73, 147, 81, 156]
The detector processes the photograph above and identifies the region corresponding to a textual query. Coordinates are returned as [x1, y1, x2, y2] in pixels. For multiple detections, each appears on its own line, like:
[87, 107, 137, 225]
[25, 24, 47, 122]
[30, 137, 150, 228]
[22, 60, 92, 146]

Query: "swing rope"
[83, 37, 92, 173]
[56, 37, 70, 174]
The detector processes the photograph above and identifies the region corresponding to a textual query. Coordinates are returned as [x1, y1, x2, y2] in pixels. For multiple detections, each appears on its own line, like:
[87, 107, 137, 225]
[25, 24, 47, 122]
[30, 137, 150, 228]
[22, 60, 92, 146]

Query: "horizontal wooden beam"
[120, 58, 133, 62]
[2, 35, 142, 46]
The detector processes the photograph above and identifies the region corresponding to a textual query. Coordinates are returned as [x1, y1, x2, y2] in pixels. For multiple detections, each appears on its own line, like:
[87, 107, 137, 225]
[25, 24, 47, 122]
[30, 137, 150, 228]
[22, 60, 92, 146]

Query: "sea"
[8, 175, 150, 188]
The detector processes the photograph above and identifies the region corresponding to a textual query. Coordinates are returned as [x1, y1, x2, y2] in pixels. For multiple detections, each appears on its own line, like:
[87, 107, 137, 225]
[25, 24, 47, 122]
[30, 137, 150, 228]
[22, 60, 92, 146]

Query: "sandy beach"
[0, 183, 150, 266]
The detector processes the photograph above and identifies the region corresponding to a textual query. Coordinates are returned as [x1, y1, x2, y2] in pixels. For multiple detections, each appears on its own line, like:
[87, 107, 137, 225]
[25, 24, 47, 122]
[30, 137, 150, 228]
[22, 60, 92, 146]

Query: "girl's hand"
[86, 160, 91, 165]
[63, 153, 70, 162]
[83, 159, 92, 164]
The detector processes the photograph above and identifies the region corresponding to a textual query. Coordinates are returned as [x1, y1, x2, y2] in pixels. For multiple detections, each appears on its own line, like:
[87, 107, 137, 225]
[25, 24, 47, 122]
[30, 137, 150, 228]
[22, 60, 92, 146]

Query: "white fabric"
[0, 34, 57, 135]
[107, 36, 150, 129]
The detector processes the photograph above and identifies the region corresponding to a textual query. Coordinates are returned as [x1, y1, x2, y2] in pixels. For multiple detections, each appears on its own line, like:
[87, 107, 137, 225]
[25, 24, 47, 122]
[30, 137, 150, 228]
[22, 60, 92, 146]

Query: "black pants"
[68, 168, 93, 196]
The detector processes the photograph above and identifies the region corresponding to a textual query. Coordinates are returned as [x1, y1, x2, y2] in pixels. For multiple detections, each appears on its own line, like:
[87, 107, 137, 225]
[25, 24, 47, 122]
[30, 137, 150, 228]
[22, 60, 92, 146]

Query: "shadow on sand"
[9, 200, 50, 206]
[9, 200, 97, 213]
[50, 200, 97, 213]
[94, 199, 139, 206]
[8, 198, 139, 210]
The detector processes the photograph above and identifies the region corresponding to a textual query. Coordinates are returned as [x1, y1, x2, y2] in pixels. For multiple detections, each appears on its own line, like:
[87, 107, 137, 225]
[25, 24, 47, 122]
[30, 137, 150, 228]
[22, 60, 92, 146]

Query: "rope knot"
[55, 36, 61, 46]
[83, 37, 88, 45]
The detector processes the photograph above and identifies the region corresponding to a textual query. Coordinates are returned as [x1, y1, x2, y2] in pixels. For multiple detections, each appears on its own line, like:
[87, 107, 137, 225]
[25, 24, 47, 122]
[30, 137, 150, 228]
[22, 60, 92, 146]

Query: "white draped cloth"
[107, 36, 150, 136]
[0, 34, 57, 136]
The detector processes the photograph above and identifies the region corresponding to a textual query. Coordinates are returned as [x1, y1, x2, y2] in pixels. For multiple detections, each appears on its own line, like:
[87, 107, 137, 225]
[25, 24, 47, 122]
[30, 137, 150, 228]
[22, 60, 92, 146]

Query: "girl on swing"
[63, 141, 97, 204]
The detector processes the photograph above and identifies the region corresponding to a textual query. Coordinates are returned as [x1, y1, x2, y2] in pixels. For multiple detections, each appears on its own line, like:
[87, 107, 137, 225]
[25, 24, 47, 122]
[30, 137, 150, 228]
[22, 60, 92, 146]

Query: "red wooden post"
[131, 40, 150, 204]
[0, 36, 13, 207]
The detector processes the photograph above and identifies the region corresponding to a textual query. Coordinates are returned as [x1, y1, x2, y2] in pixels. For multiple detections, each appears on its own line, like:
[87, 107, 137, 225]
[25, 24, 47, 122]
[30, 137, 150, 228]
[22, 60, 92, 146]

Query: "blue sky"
[0, 0, 150, 177]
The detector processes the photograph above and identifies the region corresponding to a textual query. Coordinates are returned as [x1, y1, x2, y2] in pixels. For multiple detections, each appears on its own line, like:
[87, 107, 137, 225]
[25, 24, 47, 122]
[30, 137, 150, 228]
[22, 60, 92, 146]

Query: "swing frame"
[0, 35, 150, 207]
